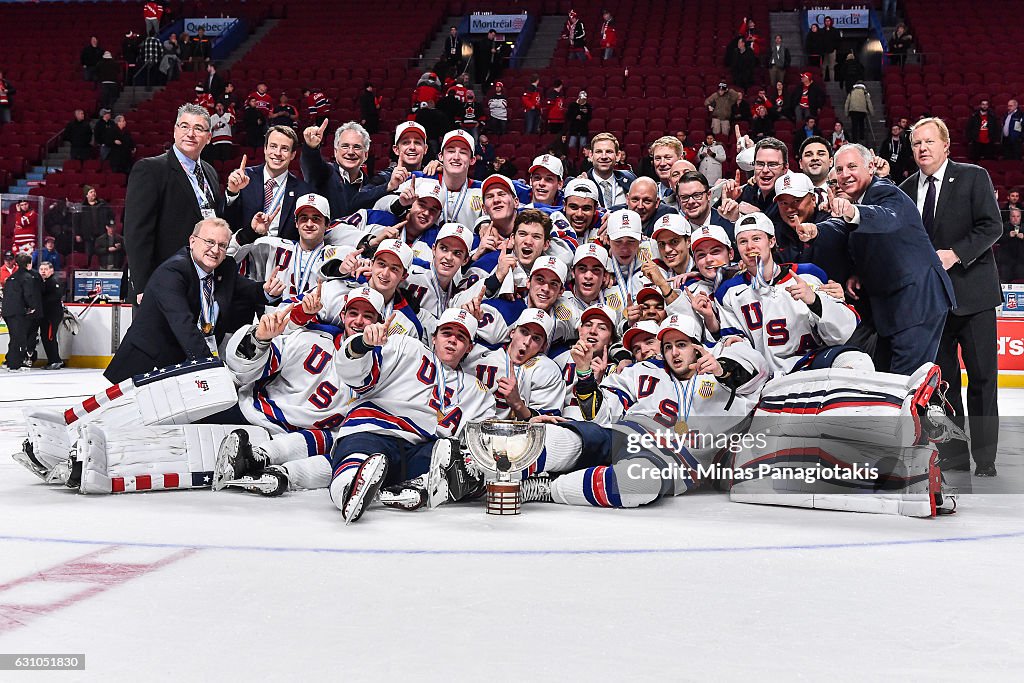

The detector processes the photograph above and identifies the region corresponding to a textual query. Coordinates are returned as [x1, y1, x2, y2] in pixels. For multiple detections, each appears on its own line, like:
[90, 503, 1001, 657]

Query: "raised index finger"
[239, 154, 247, 172]
[318, 118, 329, 135]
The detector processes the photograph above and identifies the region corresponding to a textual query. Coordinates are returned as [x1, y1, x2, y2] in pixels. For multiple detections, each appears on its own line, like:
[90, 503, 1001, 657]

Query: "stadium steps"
[521, 16, 564, 71]
[770, 10, 808, 67]
[825, 80, 887, 148]
[414, 16, 465, 73]
[220, 18, 281, 71]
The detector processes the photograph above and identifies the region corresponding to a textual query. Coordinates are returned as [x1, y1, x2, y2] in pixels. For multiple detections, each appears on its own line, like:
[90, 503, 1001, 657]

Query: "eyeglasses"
[337, 143, 365, 152]
[677, 190, 707, 203]
[193, 235, 229, 251]
[753, 161, 783, 170]
[176, 122, 210, 135]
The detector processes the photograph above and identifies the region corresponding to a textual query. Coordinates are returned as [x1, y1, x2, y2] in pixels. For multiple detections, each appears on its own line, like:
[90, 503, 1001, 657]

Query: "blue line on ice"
[1, 530, 1022, 556]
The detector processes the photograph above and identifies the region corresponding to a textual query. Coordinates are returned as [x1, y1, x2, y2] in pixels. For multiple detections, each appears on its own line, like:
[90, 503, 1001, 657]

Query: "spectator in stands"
[160, 33, 182, 82]
[461, 91, 482, 144]
[143, 2, 164, 36]
[64, 110, 94, 161]
[248, 82, 273, 118]
[567, 90, 592, 152]
[1003, 188, 1023, 217]
[11, 200, 39, 254]
[486, 81, 508, 135]
[32, 236, 61, 271]
[889, 23, 913, 67]
[0, 70, 15, 124]
[1, 253, 41, 372]
[411, 72, 442, 110]
[78, 185, 113, 257]
[599, 9, 617, 61]
[122, 30, 141, 74]
[193, 84, 215, 113]
[1001, 99, 1023, 160]
[0, 252, 15, 286]
[242, 97, 265, 147]
[731, 91, 752, 124]
[178, 32, 193, 67]
[206, 102, 235, 162]
[414, 100, 451, 158]
[697, 133, 726, 185]
[726, 37, 757, 91]
[81, 36, 102, 82]
[95, 221, 125, 270]
[270, 93, 299, 130]
[191, 27, 211, 73]
[705, 82, 740, 136]
[481, 29, 506, 88]
[301, 120, 370, 219]
[33, 260, 65, 370]
[474, 133, 496, 181]
[96, 52, 121, 110]
[749, 105, 774, 142]
[794, 116, 823, 149]
[491, 156, 517, 178]
[792, 72, 825, 125]
[302, 87, 330, 126]
[767, 35, 790, 89]
[563, 10, 587, 61]
[819, 16, 839, 82]
[805, 23, 823, 67]
[138, 29, 163, 88]
[737, 17, 762, 56]
[358, 83, 381, 134]
[545, 80, 567, 134]
[94, 109, 114, 161]
[106, 115, 136, 174]
[1000, 208, 1024, 281]
[845, 82, 874, 144]
[831, 121, 847, 150]
[442, 26, 463, 73]
[772, 80, 791, 121]
[205, 63, 225, 100]
[522, 75, 542, 134]
[840, 50, 865, 94]
[123, 103, 223, 302]
[967, 99, 999, 161]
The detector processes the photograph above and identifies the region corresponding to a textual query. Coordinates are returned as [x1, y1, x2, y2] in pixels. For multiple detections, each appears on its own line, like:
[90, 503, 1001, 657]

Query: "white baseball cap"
[442, 129, 475, 154]
[607, 209, 643, 241]
[734, 212, 776, 238]
[690, 224, 732, 252]
[511, 307, 555, 341]
[529, 154, 564, 179]
[481, 173, 517, 198]
[564, 177, 600, 202]
[580, 303, 620, 330]
[374, 238, 414, 271]
[530, 255, 568, 283]
[657, 313, 703, 342]
[294, 193, 331, 219]
[436, 306, 478, 340]
[572, 242, 609, 268]
[622, 320, 661, 350]
[774, 171, 815, 200]
[651, 212, 690, 240]
[414, 178, 444, 207]
[736, 145, 756, 172]
[394, 121, 427, 145]
[436, 222, 474, 253]
[343, 285, 386, 318]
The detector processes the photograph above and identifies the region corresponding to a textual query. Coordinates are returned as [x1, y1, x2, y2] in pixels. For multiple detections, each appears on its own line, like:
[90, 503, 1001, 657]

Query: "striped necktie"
[264, 177, 276, 211]
[194, 163, 213, 208]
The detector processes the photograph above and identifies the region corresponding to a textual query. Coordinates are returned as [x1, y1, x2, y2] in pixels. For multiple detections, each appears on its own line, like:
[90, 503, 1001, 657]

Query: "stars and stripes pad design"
[64, 380, 131, 425]
[133, 356, 223, 386]
[110, 471, 214, 493]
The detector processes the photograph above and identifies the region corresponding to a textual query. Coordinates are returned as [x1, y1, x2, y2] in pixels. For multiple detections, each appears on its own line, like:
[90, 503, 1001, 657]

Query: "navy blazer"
[104, 248, 267, 383]
[817, 176, 955, 336]
[300, 142, 364, 219]
[223, 165, 312, 243]
[586, 168, 636, 208]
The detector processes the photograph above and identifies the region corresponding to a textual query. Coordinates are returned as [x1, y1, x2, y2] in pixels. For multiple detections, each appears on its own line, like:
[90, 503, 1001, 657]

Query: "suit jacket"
[206, 72, 225, 99]
[223, 165, 312, 242]
[586, 169, 635, 208]
[818, 177, 954, 336]
[768, 44, 791, 69]
[900, 161, 1003, 315]
[300, 143, 364, 219]
[123, 149, 224, 295]
[104, 248, 266, 383]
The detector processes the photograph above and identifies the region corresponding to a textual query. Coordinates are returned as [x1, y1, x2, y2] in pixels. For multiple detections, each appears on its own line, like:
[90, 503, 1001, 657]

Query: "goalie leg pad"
[20, 409, 74, 474]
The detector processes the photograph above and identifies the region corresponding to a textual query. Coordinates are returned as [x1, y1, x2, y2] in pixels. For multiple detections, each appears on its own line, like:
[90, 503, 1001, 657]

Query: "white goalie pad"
[78, 423, 270, 494]
[22, 409, 75, 473]
[750, 362, 941, 448]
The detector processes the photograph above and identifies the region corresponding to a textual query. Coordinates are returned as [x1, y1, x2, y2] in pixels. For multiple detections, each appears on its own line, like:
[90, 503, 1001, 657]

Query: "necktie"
[201, 275, 215, 331]
[194, 163, 213, 208]
[264, 177, 276, 211]
[814, 187, 826, 207]
[601, 180, 612, 207]
[922, 175, 937, 237]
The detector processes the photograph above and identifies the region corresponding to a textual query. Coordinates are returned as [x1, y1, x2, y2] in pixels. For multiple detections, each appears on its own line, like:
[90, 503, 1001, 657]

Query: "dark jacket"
[300, 143, 365, 220]
[104, 248, 267, 383]
[900, 161, 1003, 315]
[39, 275, 65, 319]
[774, 208, 852, 285]
[64, 119, 94, 149]
[1, 268, 41, 318]
[223, 166, 312, 242]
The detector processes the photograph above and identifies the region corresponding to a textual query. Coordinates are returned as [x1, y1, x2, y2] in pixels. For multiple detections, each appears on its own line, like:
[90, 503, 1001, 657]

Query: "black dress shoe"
[936, 457, 971, 472]
[974, 464, 998, 477]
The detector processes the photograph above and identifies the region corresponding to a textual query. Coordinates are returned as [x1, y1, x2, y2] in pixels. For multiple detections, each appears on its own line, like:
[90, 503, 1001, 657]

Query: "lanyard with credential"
[199, 277, 217, 333]
[182, 158, 213, 208]
[266, 175, 289, 217]
[442, 183, 468, 223]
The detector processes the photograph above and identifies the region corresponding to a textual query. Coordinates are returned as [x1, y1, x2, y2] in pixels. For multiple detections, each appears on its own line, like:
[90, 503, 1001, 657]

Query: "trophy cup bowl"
[463, 420, 546, 515]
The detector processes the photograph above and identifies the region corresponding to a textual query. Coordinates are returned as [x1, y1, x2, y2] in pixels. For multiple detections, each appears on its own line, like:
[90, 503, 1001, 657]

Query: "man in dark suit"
[676, 170, 735, 243]
[586, 132, 636, 208]
[901, 118, 1003, 477]
[300, 119, 370, 219]
[767, 35, 791, 89]
[818, 143, 955, 376]
[105, 218, 274, 384]
[124, 103, 224, 304]
[1, 254, 42, 371]
[223, 125, 311, 242]
[205, 63, 225, 100]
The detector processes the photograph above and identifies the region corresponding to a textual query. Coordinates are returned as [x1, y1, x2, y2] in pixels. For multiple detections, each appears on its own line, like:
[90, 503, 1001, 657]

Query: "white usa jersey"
[325, 209, 401, 250]
[468, 347, 565, 419]
[715, 263, 859, 375]
[336, 334, 495, 442]
[474, 296, 576, 349]
[224, 324, 354, 437]
[520, 203, 579, 265]
[228, 236, 336, 296]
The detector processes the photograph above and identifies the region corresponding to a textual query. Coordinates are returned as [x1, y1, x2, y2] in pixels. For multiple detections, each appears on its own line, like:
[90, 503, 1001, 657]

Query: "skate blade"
[12, 450, 50, 481]
[344, 456, 388, 526]
[212, 434, 241, 491]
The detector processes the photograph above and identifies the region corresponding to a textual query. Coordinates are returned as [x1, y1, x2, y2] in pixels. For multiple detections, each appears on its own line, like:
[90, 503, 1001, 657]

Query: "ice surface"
[0, 370, 1022, 680]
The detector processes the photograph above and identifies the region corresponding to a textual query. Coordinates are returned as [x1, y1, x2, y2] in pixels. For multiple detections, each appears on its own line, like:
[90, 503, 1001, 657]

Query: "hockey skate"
[340, 453, 389, 525]
[222, 465, 289, 497]
[520, 473, 553, 503]
[426, 437, 485, 509]
[11, 439, 50, 480]
[379, 475, 429, 511]
[213, 429, 269, 491]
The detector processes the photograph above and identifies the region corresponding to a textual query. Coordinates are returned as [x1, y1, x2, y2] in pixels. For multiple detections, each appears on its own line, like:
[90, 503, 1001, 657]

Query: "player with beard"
[404, 223, 473, 333]
[214, 285, 386, 496]
[328, 307, 495, 523]
[716, 213, 868, 374]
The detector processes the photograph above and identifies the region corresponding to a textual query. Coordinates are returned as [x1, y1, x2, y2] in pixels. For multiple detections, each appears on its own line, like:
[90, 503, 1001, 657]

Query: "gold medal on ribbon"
[673, 419, 688, 435]
[201, 322, 214, 335]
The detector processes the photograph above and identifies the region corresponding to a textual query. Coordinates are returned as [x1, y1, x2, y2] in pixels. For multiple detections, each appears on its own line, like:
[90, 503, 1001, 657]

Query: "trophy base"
[486, 480, 521, 515]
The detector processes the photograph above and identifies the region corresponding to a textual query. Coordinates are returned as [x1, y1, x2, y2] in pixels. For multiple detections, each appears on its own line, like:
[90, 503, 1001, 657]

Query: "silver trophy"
[463, 420, 546, 515]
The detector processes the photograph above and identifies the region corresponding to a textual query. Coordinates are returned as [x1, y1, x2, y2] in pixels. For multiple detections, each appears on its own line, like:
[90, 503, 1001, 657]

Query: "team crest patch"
[698, 379, 715, 399]
[554, 304, 572, 321]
